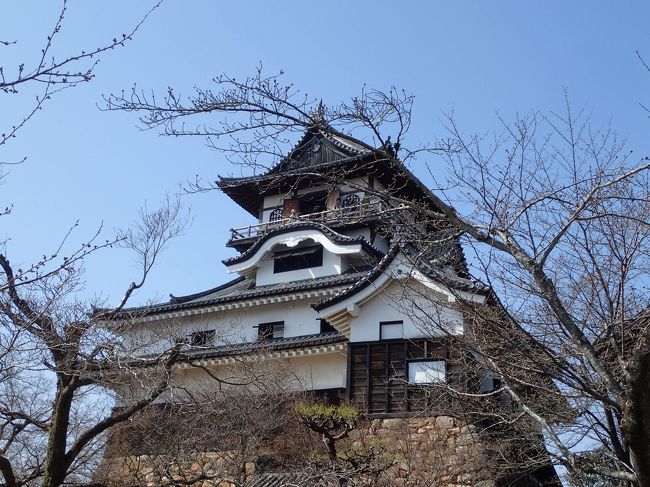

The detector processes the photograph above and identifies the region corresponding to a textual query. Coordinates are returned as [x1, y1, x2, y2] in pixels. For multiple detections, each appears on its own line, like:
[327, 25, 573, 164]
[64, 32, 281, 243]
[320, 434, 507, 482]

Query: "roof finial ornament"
[310, 99, 326, 126]
[382, 135, 395, 157]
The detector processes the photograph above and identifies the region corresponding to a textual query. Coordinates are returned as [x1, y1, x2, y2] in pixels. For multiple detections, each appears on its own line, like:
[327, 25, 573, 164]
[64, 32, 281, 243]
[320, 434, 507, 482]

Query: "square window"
[258, 321, 285, 340]
[188, 330, 215, 347]
[408, 360, 446, 384]
[273, 245, 323, 273]
[380, 321, 403, 340]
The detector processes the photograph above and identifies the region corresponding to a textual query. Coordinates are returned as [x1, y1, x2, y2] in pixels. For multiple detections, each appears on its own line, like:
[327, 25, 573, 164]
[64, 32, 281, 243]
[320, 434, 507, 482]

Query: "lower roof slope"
[112, 268, 373, 319]
[179, 331, 346, 362]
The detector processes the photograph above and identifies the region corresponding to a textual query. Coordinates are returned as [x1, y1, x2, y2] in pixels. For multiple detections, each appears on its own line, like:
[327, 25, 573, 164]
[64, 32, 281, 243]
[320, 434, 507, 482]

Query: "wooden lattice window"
[269, 208, 283, 222]
[341, 194, 360, 209]
[273, 245, 323, 273]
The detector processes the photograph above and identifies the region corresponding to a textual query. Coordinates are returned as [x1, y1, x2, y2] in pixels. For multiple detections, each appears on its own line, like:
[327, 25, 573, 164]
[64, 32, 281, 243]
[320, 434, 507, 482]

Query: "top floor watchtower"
[218, 119, 451, 258]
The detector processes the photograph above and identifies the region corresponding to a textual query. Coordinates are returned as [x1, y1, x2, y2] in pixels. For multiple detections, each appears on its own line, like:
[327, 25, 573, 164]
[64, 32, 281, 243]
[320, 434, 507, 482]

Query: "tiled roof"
[223, 221, 385, 266]
[215, 123, 452, 221]
[412, 254, 489, 294]
[217, 152, 370, 188]
[219, 124, 373, 186]
[313, 244, 489, 312]
[180, 331, 345, 362]
[170, 276, 247, 304]
[112, 270, 372, 318]
[313, 245, 400, 311]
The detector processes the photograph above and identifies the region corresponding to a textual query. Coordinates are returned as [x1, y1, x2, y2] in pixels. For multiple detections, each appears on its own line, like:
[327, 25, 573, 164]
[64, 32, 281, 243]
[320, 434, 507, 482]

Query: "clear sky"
[2, 1, 649, 306]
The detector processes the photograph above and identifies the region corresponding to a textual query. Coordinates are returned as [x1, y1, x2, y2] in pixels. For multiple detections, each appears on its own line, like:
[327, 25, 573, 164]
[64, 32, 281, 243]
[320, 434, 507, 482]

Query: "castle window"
[268, 208, 283, 222]
[408, 360, 446, 384]
[380, 321, 403, 340]
[273, 245, 323, 273]
[257, 321, 285, 340]
[341, 193, 360, 210]
[188, 329, 215, 347]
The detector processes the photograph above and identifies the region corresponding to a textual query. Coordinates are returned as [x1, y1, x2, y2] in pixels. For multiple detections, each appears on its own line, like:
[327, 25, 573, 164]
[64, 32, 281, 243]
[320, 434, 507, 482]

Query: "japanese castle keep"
[103, 116, 559, 486]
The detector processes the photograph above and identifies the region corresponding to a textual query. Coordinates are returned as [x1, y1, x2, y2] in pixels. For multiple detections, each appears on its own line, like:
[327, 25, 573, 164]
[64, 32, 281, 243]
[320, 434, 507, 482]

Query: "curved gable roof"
[222, 221, 384, 267]
[313, 245, 400, 312]
[313, 244, 489, 313]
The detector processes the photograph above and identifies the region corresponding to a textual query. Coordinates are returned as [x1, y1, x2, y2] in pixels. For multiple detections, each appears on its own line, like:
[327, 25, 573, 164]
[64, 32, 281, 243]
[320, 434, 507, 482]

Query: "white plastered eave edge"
[225, 230, 364, 274]
[316, 252, 487, 338]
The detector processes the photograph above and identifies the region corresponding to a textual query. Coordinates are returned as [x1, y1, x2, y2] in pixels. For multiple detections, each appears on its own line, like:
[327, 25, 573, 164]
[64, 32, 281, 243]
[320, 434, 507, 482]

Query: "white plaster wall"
[255, 247, 342, 286]
[289, 353, 347, 390]
[340, 228, 389, 254]
[122, 296, 329, 356]
[170, 352, 346, 396]
[115, 348, 346, 407]
[262, 194, 284, 212]
[349, 280, 465, 342]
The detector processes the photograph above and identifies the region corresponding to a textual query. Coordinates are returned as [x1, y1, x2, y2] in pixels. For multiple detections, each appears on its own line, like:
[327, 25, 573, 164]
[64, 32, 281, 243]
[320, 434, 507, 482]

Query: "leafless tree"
[429, 101, 649, 486]
[106, 69, 650, 486]
[0, 197, 189, 487]
[96, 353, 304, 487]
[1, 0, 163, 253]
[1, 0, 162, 164]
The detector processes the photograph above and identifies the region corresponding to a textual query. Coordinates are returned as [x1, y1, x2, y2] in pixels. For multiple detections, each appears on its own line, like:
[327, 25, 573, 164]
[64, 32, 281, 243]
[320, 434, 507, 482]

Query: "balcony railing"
[229, 199, 404, 242]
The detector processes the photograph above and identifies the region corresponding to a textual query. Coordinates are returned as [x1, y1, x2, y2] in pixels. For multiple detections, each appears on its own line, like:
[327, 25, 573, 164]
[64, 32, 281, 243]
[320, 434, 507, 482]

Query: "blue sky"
[2, 1, 649, 306]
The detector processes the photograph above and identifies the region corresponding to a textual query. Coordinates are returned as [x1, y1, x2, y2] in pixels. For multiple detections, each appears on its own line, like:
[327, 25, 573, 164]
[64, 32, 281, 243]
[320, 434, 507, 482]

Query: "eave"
[223, 221, 384, 272]
[107, 271, 372, 324]
[313, 245, 489, 338]
[175, 334, 347, 369]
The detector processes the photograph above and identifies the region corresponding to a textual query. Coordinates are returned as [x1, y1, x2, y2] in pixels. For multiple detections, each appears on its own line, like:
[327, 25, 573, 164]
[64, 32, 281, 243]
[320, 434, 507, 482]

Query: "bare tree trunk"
[627, 350, 650, 487]
[43, 382, 75, 487]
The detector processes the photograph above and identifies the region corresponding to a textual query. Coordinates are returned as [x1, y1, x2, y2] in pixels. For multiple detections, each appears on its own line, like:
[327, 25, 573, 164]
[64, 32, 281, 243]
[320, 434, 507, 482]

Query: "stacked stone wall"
[355, 416, 496, 486]
[99, 414, 506, 486]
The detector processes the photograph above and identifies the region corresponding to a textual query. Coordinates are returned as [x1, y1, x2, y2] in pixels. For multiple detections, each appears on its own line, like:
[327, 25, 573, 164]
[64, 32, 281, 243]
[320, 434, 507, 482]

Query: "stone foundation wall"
[357, 416, 496, 487]
[98, 415, 502, 486]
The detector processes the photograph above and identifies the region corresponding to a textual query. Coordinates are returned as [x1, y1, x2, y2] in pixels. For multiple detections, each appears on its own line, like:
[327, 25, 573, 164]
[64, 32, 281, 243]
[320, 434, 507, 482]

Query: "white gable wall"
[349, 280, 465, 342]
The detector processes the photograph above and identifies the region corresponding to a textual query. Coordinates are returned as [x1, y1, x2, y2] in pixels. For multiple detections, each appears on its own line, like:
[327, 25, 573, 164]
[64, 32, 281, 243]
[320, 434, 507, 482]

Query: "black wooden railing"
[229, 199, 405, 242]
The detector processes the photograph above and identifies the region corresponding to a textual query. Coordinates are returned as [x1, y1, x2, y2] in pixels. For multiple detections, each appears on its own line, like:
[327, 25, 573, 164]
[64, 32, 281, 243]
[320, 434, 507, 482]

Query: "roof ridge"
[217, 125, 374, 186]
[135, 332, 348, 365]
[169, 275, 247, 304]
[217, 152, 371, 187]
[314, 244, 489, 312]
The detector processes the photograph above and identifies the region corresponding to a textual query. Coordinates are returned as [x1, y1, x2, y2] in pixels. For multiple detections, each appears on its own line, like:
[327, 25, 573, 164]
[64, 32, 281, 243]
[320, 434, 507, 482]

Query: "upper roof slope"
[216, 122, 445, 217]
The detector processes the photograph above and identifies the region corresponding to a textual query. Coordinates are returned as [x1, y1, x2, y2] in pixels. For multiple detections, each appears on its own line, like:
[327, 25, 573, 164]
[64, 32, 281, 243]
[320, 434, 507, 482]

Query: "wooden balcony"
[228, 199, 403, 244]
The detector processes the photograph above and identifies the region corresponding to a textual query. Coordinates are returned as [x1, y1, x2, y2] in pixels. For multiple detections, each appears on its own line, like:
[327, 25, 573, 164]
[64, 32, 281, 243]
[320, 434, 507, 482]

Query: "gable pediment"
[269, 128, 371, 175]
